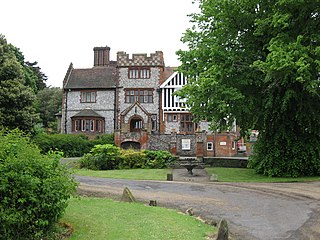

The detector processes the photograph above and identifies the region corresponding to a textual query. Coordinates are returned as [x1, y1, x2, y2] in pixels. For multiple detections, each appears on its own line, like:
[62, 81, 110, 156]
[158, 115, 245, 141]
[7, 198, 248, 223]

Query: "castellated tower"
[114, 51, 165, 150]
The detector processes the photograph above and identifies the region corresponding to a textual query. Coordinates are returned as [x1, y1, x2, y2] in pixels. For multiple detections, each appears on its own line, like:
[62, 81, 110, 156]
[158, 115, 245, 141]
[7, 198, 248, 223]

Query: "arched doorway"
[130, 117, 143, 132]
[121, 141, 141, 150]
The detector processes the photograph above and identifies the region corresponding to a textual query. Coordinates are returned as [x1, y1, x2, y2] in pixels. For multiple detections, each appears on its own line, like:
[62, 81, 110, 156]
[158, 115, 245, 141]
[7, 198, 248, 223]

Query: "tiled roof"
[72, 109, 103, 118]
[64, 66, 116, 89]
[163, 67, 177, 80]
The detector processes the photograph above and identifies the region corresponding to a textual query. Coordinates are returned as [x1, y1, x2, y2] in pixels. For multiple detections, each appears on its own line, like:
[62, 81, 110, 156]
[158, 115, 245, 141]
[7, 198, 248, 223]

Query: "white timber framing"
[160, 72, 189, 121]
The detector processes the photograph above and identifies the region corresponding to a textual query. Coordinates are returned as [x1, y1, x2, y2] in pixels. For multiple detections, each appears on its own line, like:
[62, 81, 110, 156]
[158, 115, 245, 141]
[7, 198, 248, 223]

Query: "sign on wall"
[182, 139, 191, 150]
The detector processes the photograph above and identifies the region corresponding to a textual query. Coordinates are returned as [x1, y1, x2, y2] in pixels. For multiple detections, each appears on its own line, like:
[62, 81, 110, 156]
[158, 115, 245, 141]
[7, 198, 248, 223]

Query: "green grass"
[206, 167, 320, 182]
[75, 167, 320, 182]
[75, 168, 171, 181]
[61, 197, 215, 240]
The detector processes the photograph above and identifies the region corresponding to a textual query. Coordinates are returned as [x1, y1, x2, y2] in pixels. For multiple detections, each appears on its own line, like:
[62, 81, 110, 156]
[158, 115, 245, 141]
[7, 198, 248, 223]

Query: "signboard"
[219, 141, 227, 146]
[181, 139, 191, 150]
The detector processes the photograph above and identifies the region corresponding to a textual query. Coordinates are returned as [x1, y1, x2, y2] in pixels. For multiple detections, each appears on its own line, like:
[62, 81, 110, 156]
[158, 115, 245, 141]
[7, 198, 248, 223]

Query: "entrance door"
[130, 117, 143, 132]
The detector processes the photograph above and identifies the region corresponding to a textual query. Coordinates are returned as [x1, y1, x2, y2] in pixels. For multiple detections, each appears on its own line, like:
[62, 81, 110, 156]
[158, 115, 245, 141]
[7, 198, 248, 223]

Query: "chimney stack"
[93, 46, 110, 67]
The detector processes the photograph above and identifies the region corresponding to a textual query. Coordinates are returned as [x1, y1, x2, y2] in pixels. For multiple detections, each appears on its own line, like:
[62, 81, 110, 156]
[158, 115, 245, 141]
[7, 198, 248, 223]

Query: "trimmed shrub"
[91, 133, 114, 146]
[80, 144, 121, 170]
[32, 133, 115, 157]
[144, 150, 176, 169]
[79, 145, 176, 170]
[0, 129, 77, 240]
[119, 149, 147, 169]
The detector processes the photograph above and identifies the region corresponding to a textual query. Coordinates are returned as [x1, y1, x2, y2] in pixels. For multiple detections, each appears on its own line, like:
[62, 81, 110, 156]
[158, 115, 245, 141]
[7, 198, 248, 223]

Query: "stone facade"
[115, 51, 164, 149]
[61, 46, 240, 157]
[62, 89, 115, 134]
[118, 67, 160, 119]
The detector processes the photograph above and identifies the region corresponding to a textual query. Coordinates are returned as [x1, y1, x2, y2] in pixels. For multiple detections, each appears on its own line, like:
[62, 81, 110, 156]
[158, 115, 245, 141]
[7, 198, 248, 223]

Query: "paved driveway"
[75, 175, 320, 240]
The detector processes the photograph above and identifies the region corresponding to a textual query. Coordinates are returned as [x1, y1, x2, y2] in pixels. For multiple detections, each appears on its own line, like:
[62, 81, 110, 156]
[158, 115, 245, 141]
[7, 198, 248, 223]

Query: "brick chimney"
[93, 46, 110, 67]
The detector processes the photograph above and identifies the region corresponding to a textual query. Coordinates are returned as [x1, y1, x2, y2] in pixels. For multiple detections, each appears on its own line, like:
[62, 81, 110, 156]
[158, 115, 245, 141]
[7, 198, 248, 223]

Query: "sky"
[1, 0, 199, 87]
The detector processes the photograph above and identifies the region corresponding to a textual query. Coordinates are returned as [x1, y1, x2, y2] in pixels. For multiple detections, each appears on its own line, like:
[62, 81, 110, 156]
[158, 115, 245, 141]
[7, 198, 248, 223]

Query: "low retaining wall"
[203, 157, 248, 168]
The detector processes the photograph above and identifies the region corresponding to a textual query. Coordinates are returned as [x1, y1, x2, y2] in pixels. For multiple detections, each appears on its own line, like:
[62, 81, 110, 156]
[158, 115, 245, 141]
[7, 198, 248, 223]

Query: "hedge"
[32, 133, 114, 157]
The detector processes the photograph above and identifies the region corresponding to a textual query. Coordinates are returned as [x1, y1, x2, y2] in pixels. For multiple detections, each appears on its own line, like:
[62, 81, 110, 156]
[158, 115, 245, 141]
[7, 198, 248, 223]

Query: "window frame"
[72, 117, 104, 133]
[80, 91, 97, 103]
[151, 114, 157, 131]
[128, 67, 151, 79]
[125, 89, 153, 103]
[167, 114, 177, 122]
[180, 113, 196, 133]
[207, 142, 214, 151]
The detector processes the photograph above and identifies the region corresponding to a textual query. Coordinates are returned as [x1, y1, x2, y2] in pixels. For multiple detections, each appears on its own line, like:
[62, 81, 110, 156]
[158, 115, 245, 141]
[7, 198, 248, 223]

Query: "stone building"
[61, 46, 239, 157]
[61, 47, 117, 138]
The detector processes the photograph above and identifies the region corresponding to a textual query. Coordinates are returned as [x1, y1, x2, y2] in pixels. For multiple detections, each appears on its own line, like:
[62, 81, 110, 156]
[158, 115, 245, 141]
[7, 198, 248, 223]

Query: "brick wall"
[214, 133, 237, 157]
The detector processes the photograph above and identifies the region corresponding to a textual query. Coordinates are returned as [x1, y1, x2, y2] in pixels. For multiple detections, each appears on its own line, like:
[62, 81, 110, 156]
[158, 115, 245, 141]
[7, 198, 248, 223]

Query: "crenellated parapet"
[117, 51, 164, 67]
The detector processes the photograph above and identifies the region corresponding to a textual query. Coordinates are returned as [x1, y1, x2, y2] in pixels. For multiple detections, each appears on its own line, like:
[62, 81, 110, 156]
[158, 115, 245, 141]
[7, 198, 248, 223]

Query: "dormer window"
[128, 67, 150, 79]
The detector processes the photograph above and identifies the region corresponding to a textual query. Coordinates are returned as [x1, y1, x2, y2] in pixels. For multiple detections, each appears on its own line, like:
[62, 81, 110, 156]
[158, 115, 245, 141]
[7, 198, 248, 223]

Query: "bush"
[80, 144, 121, 170]
[79, 144, 176, 170]
[0, 129, 77, 240]
[119, 149, 147, 169]
[144, 150, 176, 169]
[91, 133, 114, 146]
[32, 133, 115, 157]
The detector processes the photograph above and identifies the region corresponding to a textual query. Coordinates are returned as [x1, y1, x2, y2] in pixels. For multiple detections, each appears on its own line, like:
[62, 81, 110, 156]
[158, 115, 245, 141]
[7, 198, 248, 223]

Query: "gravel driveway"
[75, 171, 320, 240]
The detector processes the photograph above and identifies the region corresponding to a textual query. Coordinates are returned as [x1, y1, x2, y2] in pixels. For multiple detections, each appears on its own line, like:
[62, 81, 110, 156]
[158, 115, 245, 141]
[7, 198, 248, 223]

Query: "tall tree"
[9, 44, 47, 92]
[36, 87, 62, 128]
[0, 34, 39, 132]
[177, 0, 320, 176]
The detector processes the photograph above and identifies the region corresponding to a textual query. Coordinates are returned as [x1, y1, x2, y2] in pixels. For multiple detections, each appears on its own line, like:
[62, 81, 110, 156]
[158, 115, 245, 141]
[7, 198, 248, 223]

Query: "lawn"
[206, 167, 320, 182]
[61, 197, 215, 240]
[75, 168, 171, 181]
[74, 166, 320, 182]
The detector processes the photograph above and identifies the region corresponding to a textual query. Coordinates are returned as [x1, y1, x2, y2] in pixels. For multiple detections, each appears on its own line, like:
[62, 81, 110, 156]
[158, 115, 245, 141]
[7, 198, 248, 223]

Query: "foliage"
[119, 149, 147, 169]
[248, 132, 320, 177]
[35, 87, 62, 128]
[9, 44, 47, 93]
[144, 150, 176, 169]
[0, 34, 39, 132]
[79, 144, 176, 171]
[33, 133, 91, 157]
[33, 133, 115, 157]
[177, 0, 320, 176]
[80, 144, 121, 170]
[0, 129, 77, 240]
[62, 197, 215, 240]
[91, 133, 115, 146]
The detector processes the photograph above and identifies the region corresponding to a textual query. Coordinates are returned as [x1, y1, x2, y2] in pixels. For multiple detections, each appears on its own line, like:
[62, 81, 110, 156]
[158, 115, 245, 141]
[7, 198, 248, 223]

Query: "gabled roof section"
[120, 102, 150, 117]
[160, 72, 178, 88]
[72, 109, 103, 118]
[63, 66, 116, 89]
[160, 70, 188, 89]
